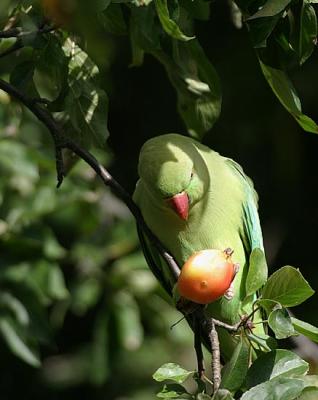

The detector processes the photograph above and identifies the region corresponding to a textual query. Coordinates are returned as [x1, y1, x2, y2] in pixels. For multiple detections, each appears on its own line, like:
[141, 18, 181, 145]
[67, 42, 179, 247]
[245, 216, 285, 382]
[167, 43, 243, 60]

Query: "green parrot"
[133, 133, 265, 359]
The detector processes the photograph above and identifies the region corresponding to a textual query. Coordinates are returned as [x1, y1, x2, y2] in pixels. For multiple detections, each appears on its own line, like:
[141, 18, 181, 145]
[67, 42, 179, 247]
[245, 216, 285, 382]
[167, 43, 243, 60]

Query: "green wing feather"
[136, 224, 173, 296]
[226, 158, 264, 252]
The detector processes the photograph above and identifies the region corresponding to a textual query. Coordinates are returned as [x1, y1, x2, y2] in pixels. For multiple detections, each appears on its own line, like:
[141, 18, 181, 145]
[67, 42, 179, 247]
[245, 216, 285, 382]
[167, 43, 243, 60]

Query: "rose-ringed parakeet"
[133, 133, 265, 360]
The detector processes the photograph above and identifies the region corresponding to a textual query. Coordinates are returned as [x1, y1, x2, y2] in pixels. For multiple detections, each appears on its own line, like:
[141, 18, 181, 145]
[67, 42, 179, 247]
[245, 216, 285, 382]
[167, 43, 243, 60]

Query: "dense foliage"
[0, 0, 318, 399]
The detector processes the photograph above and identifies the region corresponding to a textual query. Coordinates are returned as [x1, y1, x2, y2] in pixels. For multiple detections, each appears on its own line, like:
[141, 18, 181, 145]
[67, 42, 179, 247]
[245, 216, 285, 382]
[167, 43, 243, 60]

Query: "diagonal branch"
[0, 77, 181, 280]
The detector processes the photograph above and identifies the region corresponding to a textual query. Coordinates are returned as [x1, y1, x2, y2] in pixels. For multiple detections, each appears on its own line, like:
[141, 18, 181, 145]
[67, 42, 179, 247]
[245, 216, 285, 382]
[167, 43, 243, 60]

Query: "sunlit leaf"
[221, 336, 249, 392]
[247, 0, 292, 20]
[0, 316, 40, 367]
[246, 349, 308, 388]
[259, 60, 318, 134]
[291, 317, 318, 343]
[154, 0, 194, 41]
[241, 377, 304, 400]
[261, 266, 314, 307]
[153, 363, 194, 383]
[156, 383, 192, 398]
[268, 308, 296, 339]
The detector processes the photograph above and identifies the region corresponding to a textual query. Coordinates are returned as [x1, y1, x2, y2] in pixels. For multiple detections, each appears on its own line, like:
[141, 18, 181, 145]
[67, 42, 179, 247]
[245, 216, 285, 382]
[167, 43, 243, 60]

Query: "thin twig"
[207, 318, 221, 394]
[0, 27, 22, 38]
[0, 25, 55, 38]
[193, 314, 205, 379]
[212, 318, 241, 332]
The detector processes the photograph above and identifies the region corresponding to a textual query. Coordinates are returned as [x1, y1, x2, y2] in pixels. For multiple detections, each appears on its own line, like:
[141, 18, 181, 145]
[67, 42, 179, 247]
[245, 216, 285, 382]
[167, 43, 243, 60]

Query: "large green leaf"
[154, 0, 194, 41]
[158, 39, 221, 140]
[241, 377, 305, 400]
[268, 308, 296, 339]
[89, 310, 110, 385]
[297, 388, 318, 400]
[0, 316, 41, 367]
[220, 336, 249, 392]
[156, 383, 192, 399]
[99, 3, 128, 36]
[113, 291, 143, 351]
[298, 1, 317, 65]
[247, 0, 292, 19]
[246, 349, 308, 388]
[261, 266, 314, 307]
[291, 317, 318, 343]
[10, 61, 38, 97]
[153, 363, 194, 384]
[211, 389, 234, 400]
[259, 60, 318, 134]
[62, 38, 109, 148]
[245, 248, 268, 297]
[247, 16, 281, 48]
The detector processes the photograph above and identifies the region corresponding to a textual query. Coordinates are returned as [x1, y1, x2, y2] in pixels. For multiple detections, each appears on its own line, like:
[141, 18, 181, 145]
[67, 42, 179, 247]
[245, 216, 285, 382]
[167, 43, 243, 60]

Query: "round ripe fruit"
[177, 249, 235, 304]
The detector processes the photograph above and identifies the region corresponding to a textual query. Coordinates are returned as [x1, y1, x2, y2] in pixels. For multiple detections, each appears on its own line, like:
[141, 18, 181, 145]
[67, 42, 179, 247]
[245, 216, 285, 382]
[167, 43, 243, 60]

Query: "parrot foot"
[224, 285, 234, 300]
[224, 263, 240, 300]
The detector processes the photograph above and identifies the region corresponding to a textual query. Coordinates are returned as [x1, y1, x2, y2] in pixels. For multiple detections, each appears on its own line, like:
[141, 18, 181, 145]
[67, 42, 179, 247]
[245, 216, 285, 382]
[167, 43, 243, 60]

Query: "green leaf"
[241, 377, 304, 400]
[247, 16, 281, 48]
[0, 316, 40, 367]
[10, 61, 38, 96]
[268, 308, 296, 339]
[160, 39, 222, 140]
[261, 266, 314, 307]
[62, 38, 109, 148]
[291, 317, 318, 343]
[99, 4, 128, 36]
[257, 299, 281, 315]
[247, 0, 292, 20]
[154, 0, 194, 41]
[48, 264, 69, 301]
[130, 5, 161, 52]
[113, 291, 143, 351]
[298, 388, 318, 400]
[129, 13, 145, 66]
[302, 375, 318, 388]
[246, 332, 277, 352]
[157, 384, 192, 398]
[179, 0, 210, 21]
[221, 336, 249, 392]
[196, 394, 211, 400]
[90, 310, 110, 385]
[211, 389, 234, 400]
[246, 248, 268, 297]
[246, 349, 308, 388]
[35, 34, 69, 100]
[0, 292, 29, 326]
[153, 363, 194, 384]
[258, 60, 318, 134]
[298, 2, 317, 65]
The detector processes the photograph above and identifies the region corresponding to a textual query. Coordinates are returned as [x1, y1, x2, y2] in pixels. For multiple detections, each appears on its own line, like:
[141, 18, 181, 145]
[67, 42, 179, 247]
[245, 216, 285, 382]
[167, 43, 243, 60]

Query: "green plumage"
[134, 133, 264, 359]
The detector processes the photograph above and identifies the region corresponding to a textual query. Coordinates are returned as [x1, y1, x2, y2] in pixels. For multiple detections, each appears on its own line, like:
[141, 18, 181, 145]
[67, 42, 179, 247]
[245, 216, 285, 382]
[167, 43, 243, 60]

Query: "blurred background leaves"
[0, 0, 318, 399]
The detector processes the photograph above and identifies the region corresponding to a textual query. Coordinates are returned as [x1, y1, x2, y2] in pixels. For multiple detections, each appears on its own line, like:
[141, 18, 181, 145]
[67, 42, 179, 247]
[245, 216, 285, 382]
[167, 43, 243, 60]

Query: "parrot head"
[138, 134, 210, 221]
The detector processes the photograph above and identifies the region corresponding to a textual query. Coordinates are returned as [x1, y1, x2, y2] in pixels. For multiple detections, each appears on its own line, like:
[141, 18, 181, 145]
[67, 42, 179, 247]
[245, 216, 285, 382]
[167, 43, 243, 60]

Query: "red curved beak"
[167, 191, 189, 220]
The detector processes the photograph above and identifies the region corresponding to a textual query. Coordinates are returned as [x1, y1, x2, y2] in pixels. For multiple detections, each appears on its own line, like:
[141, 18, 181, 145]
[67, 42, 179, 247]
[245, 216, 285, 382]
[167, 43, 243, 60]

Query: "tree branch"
[0, 77, 181, 281]
[0, 25, 55, 38]
[207, 318, 221, 394]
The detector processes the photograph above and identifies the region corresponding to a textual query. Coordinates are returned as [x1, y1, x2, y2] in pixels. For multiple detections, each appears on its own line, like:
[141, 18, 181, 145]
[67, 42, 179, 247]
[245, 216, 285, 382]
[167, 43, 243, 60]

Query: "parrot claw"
[224, 263, 240, 300]
[224, 286, 234, 300]
[234, 263, 240, 275]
